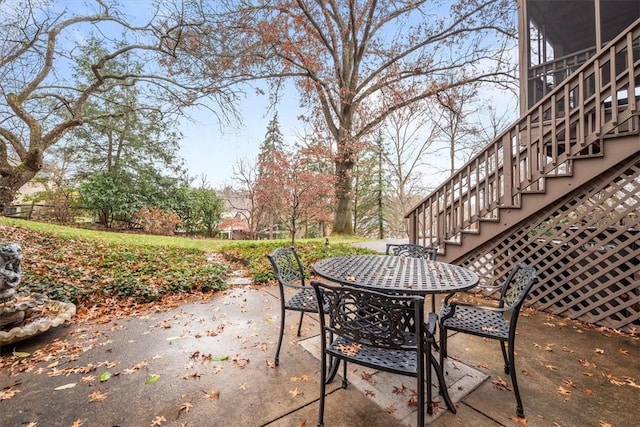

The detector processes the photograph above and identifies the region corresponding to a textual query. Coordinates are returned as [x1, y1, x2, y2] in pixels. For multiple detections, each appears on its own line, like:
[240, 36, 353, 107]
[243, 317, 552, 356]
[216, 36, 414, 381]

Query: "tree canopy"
[174, 0, 518, 234]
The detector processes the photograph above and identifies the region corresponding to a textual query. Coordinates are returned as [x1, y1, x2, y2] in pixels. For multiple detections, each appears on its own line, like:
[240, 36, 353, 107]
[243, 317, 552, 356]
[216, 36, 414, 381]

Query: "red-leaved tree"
[255, 144, 335, 244]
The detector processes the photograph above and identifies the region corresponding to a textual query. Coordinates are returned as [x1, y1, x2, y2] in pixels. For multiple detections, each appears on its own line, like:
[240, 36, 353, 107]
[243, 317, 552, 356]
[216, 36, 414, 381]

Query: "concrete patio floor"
[1, 284, 639, 427]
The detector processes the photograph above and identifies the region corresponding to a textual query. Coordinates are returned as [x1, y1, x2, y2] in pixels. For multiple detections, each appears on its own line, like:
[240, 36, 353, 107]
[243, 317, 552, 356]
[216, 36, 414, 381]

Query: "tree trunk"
[333, 159, 354, 235]
[0, 168, 38, 214]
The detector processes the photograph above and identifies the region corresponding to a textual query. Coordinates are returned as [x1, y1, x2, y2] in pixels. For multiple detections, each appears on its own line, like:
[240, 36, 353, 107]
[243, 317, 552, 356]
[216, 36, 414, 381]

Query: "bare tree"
[381, 101, 440, 237]
[230, 157, 263, 239]
[0, 0, 233, 212]
[176, 0, 518, 234]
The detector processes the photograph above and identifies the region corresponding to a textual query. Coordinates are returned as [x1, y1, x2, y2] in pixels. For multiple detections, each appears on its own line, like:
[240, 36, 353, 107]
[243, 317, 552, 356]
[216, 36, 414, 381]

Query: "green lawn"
[0, 218, 375, 311]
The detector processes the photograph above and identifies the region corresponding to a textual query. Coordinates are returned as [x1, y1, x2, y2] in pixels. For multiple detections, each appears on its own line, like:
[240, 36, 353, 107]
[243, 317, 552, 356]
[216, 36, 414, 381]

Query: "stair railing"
[407, 18, 640, 250]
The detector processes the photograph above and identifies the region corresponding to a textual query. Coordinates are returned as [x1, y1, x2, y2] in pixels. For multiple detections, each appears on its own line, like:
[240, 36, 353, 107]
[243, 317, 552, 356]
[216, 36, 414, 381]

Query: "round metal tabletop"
[313, 254, 479, 295]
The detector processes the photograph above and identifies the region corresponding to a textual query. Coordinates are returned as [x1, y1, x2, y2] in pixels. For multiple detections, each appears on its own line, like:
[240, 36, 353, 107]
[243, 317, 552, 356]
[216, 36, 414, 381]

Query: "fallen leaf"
[583, 372, 594, 377]
[71, 420, 83, 427]
[213, 355, 229, 361]
[511, 415, 527, 425]
[579, 359, 596, 368]
[205, 390, 220, 400]
[557, 386, 571, 396]
[99, 371, 111, 382]
[562, 379, 576, 388]
[335, 342, 362, 356]
[364, 389, 376, 397]
[88, 390, 108, 402]
[179, 402, 192, 414]
[392, 384, 409, 395]
[289, 388, 303, 397]
[545, 364, 558, 371]
[606, 374, 626, 386]
[150, 415, 166, 426]
[385, 405, 397, 414]
[618, 348, 629, 356]
[585, 389, 594, 396]
[13, 351, 31, 358]
[594, 348, 605, 354]
[0, 387, 20, 400]
[239, 382, 248, 390]
[54, 383, 77, 391]
[492, 377, 512, 391]
[598, 422, 613, 427]
[213, 365, 224, 374]
[145, 374, 160, 384]
[232, 355, 249, 369]
[361, 371, 377, 384]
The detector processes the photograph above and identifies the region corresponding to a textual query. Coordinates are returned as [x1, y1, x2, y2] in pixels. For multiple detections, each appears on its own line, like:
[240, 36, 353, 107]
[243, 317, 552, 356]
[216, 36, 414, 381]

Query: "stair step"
[479, 217, 500, 223]
[461, 229, 480, 235]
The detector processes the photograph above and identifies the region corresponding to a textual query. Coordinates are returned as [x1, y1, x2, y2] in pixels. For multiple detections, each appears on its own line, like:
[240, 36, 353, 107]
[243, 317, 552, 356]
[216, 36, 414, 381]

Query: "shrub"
[132, 207, 182, 236]
[220, 240, 376, 283]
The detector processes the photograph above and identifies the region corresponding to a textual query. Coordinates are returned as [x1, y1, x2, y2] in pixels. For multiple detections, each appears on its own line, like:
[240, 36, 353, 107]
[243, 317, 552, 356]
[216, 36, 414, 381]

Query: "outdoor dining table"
[312, 254, 479, 298]
[312, 254, 479, 415]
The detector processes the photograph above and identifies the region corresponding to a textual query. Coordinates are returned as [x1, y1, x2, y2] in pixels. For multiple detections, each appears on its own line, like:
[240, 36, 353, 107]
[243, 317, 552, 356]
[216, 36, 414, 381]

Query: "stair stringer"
[439, 134, 640, 265]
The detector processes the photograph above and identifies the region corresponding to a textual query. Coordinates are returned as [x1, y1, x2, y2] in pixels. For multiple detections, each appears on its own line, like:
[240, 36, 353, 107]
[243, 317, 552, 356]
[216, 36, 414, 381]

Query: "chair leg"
[439, 327, 448, 374]
[507, 341, 525, 418]
[418, 353, 425, 426]
[341, 360, 348, 388]
[274, 305, 286, 366]
[430, 354, 456, 413]
[426, 345, 433, 416]
[296, 311, 305, 336]
[318, 350, 327, 427]
[500, 340, 510, 374]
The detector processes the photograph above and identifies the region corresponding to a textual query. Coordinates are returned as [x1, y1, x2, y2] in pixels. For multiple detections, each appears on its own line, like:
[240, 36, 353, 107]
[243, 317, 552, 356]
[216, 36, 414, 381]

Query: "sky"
[178, 86, 302, 189]
[10, 0, 518, 192]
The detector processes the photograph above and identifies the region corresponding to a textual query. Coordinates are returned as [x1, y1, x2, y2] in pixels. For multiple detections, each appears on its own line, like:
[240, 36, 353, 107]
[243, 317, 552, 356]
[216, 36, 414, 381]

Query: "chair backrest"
[498, 263, 537, 314]
[385, 243, 438, 260]
[267, 246, 305, 288]
[311, 280, 424, 350]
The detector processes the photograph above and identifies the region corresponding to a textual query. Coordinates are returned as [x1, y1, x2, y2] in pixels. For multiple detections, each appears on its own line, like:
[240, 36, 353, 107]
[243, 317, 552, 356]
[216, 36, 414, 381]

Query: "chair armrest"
[441, 301, 506, 323]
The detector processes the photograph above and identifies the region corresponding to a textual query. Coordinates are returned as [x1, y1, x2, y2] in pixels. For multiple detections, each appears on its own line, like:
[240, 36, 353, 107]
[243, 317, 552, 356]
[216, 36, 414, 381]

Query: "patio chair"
[311, 280, 455, 427]
[439, 263, 536, 418]
[385, 243, 439, 311]
[385, 243, 438, 259]
[267, 246, 325, 366]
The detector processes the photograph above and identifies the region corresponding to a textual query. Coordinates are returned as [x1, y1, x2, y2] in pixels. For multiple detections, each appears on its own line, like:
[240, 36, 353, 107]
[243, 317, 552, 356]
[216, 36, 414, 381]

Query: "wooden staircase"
[407, 17, 640, 263]
[406, 19, 640, 332]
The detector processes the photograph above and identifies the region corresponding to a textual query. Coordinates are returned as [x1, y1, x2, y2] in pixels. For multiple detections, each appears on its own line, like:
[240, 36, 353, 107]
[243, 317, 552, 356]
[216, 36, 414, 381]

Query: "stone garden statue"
[0, 243, 22, 302]
[0, 241, 75, 344]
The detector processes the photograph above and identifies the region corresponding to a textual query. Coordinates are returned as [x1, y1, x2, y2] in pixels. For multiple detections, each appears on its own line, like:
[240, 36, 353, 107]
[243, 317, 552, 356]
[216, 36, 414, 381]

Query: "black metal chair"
[385, 243, 439, 311]
[267, 246, 324, 366]
[439, 263, 536, 418]
[312, 280, 455, 427]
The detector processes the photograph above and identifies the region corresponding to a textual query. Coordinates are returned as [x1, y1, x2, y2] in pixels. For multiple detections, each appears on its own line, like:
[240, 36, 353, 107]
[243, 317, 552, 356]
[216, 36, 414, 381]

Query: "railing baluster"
[628, 32, 637, 113]
[564, 84, 571, 154]
[595, 58, 602, 135]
